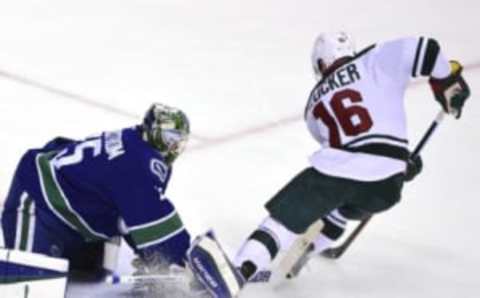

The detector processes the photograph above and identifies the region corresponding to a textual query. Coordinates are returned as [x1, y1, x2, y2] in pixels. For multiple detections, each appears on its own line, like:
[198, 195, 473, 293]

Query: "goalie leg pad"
[0, 248, 68, 298]
[187, 231, 244, 298]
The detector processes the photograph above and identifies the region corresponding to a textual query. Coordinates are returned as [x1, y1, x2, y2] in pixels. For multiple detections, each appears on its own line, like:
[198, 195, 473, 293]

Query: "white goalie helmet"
[311, 31, 356, 80]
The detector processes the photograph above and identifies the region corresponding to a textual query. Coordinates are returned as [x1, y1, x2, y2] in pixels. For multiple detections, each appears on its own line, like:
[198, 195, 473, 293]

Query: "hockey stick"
[105, 273, 188, 285]
[106, 273, 209, 298]
[275, 219, 324, 282]
[320, 215, 372, 259]
[321, 110, 446, 260]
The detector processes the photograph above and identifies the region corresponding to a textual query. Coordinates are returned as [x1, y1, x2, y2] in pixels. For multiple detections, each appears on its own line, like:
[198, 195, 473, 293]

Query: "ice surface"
[0, 0, 479, 297]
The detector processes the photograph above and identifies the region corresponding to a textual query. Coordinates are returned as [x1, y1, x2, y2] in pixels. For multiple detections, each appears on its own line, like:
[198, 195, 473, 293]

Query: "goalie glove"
[429, 60, 470, 119]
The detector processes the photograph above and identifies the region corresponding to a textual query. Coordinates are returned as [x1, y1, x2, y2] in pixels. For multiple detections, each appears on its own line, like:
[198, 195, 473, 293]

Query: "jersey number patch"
[313, 89, 373, 147]
[52, 138, 102, 169]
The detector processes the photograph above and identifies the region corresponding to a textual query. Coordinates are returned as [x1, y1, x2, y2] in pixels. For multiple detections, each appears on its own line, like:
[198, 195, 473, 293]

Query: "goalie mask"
[142, 103, 190, 164]
[311, 31, 356, 81]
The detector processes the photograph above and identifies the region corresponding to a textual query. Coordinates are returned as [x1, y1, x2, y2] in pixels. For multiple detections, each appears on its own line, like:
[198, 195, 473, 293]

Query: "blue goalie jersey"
[8, 126, 190, 265]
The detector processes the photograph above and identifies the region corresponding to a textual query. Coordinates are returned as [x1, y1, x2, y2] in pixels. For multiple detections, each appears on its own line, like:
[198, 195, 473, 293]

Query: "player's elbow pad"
[412, 37, 441, 77]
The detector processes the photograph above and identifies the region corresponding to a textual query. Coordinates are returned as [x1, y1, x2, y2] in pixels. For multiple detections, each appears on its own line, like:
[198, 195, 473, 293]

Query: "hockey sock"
[235, 217, 296, 280]
[312, 209, 347, 254]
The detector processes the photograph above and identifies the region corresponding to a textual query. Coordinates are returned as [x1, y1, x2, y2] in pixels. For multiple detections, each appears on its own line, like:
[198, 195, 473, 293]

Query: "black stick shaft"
[321, 216, 372, 259]
[411, 111, 445, 158]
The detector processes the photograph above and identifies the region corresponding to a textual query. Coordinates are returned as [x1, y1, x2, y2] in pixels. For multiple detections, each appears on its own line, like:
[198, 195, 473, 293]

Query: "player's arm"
[408, 37, 470, 117]
[128, 196, 191, 268]
[429, 60, 470, 118]
[373, 37, 470, 118]
[118, 199, 190, 268]
[121, 193, 190, 268]
[108, 157, 191, 268]
[372, 37, 451, 82]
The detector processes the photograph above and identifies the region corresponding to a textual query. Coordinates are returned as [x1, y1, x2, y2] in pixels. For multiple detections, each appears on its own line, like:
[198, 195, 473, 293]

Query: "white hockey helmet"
[311, 31, 356, 80]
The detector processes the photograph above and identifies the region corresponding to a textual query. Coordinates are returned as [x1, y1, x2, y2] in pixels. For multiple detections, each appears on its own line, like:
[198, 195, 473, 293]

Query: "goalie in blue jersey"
[1, 102, 247, 298]
[1, 103, 194, 281]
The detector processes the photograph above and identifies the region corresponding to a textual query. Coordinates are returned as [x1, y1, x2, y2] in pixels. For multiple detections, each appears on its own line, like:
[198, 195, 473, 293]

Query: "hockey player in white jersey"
[214, 32, 471, 291]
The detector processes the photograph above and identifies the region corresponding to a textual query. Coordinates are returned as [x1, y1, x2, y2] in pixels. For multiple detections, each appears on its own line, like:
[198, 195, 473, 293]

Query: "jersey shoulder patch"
[150, 158, 169, 182]
[117, 127, 171, 183]
[104, 130, 126, 160]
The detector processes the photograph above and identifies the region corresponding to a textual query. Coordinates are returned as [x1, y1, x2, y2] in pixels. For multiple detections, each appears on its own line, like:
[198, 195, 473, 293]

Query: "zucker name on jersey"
[308, 63, 361, 99]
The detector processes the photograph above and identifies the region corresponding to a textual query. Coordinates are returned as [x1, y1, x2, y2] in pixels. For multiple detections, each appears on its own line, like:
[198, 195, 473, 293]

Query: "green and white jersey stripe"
[128, 211, 185, 249]
[15, 192, 36, 251]
[0, 221, 4, 247]
[36, 153, 109, 241]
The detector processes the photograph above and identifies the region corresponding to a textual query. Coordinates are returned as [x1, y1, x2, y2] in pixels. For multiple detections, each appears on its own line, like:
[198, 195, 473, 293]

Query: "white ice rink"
[0, 0, 479, 297]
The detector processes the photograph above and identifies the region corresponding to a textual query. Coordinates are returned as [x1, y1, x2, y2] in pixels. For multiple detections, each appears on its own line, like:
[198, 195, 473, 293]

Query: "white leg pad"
[0, 225, 5, 248]
[103, 236, 121, 273]
[195, 236, 241, 295]
[0, 248, 69, 298]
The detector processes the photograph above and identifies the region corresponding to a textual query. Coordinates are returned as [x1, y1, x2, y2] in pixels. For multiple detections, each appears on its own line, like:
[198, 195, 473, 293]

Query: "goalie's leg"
[187, 231, 245, 298]
[0, 248, 69, 298]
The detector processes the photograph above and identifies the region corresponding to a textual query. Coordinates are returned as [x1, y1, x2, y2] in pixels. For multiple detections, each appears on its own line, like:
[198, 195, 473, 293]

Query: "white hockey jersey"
[305, 37, 451, 181]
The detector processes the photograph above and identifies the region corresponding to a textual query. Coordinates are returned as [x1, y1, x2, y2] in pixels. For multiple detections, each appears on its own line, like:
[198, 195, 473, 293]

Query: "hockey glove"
[404, 155, 423, 182]
[429, 60, 470, 119]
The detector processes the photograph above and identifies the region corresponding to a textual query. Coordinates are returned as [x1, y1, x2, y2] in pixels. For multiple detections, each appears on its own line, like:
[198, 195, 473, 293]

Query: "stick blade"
[320, 247, 341, 259]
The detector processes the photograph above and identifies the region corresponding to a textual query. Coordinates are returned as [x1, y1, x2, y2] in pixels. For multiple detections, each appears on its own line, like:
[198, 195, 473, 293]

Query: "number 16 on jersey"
[311, 88, 373, 147]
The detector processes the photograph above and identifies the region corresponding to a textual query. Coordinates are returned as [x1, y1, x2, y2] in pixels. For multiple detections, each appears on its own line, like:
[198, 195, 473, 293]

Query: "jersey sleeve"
[367, 37, 451, 87]
[41, 136, 76, 152]
[106, 151, 190, 266]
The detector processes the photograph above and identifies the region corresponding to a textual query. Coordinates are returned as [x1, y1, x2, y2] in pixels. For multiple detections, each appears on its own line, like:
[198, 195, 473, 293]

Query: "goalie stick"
[106, 273, 210, 298]
[106, 273, 188, 285]
[285, 110, 446, 279]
